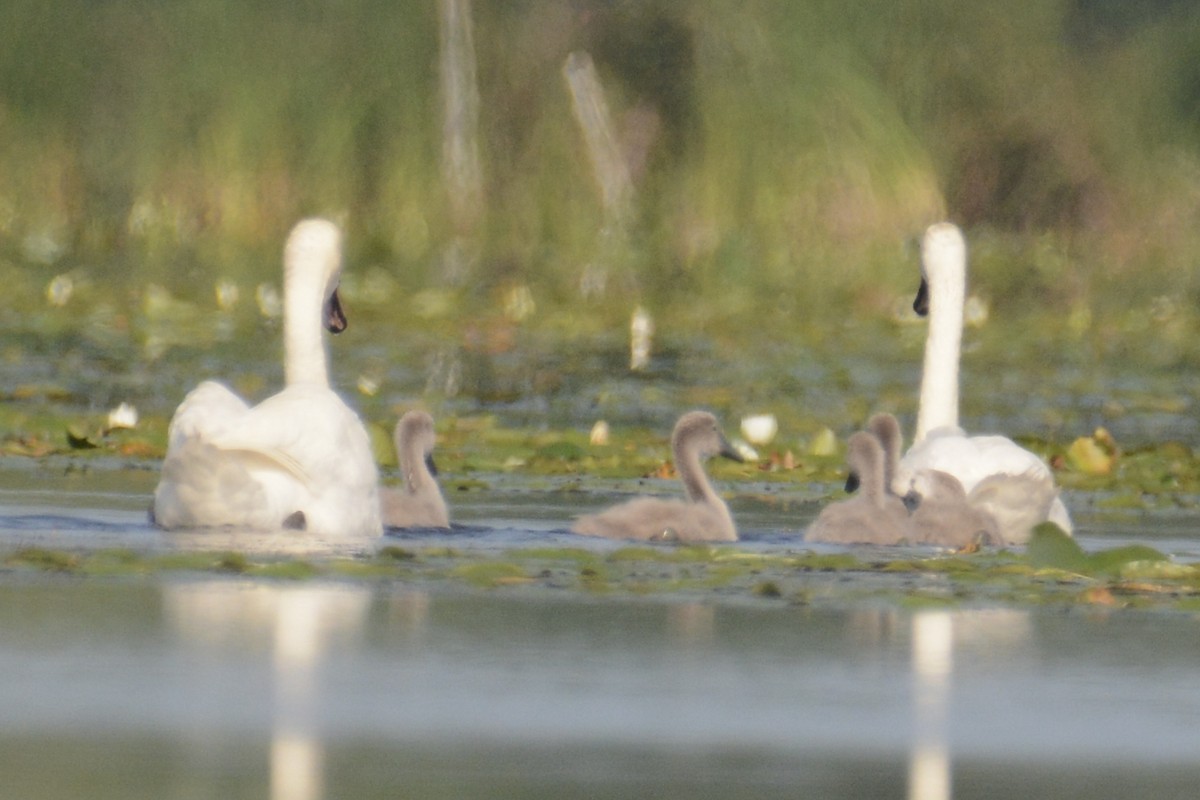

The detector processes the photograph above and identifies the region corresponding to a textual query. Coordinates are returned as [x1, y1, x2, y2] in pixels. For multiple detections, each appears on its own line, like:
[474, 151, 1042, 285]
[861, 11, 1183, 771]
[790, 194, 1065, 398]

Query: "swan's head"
[865, 413, 902, 462]
[844, 431, 884, 495]
[673, 411, 744, 464]
[395, 410, 438, 476]
[844, 414, 903, 494]
[285, 218, 348, 334]
[914, 222, 966, 317]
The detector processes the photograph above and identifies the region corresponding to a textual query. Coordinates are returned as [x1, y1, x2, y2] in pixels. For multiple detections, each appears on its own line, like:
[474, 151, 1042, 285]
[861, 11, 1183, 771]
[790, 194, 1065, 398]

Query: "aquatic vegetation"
[451, 561, 532, 589]
[1027, 524, 1166, 576]
[0, 523, 1195, 615]
[4, 547, 78, 572]
[1067, 428, 1119, 476]
[377, 546, 418, 562]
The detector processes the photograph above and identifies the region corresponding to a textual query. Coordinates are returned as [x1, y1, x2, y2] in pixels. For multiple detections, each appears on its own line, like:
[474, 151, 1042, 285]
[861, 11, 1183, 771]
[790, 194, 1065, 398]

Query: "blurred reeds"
[2, 0, 1200, 340]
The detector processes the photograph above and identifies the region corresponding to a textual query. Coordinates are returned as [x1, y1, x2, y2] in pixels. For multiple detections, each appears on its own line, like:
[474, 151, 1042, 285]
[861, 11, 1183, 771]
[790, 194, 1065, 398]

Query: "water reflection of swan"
[667, 603, 716, 645]
[909, 611, 952, 800]
[893, 223, 1071, 543]
[906, 608, 1033, 800]
[572, 411, 743, 542]
[164, 582, 374, 800]
[153, 219, 382, 538]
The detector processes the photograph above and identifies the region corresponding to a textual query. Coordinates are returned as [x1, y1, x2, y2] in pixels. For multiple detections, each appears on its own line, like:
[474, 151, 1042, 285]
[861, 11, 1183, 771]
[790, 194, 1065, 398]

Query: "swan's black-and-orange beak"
[912, 277, 930, 317]
[325, 288, 348, 334]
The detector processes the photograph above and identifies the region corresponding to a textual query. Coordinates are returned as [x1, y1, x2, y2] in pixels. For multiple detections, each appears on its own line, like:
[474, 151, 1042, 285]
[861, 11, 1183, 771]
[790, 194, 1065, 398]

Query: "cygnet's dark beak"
[718, 435, 745, 463]
[844, 472, 860, 493]
[912, 277, 930, 317]
[325, 288, 348, 334]
[425, 453, 439, 477]
[902, 490, 922, 513]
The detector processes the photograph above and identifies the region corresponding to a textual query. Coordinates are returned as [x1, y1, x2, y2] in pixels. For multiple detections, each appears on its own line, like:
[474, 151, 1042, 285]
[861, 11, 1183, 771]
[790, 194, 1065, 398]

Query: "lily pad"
[1026, 523, 1089, 572]
[1088, 545, 1168, 576]
[66, 423, 101, 449]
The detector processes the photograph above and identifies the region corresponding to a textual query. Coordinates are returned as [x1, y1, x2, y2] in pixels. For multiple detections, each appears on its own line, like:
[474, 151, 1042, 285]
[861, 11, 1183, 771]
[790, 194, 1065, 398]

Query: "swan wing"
[573, 497, 736, 542]
[157, 384, 381, 537]
[204, 385, 363, 482]
[966, 469, 1059, 545]
[166, 380, 251, 450]
[200, 442, 313, 486]
[806, 496, 910, 545]
[899, 429, 1051, 494]
[381, 484, 450, 529]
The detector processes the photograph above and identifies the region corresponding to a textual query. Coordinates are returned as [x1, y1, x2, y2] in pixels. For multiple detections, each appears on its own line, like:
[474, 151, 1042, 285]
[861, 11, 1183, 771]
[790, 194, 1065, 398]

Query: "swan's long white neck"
[283, 272, 330, 387]
[915, 229, 965, 443]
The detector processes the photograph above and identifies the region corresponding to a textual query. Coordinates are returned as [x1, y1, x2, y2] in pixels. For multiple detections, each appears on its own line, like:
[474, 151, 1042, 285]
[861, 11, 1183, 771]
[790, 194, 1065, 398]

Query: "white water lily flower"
[740, 413, 778, 445]
[731, 438, 759, 462]
[589, 420, 610, 446]
[107, 402, 139, 430]
[356, 374, 380, 396]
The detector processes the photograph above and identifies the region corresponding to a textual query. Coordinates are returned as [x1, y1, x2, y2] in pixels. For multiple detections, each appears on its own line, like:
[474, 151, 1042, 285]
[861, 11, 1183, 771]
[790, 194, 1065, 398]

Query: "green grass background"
[2, 0, 1200, 340]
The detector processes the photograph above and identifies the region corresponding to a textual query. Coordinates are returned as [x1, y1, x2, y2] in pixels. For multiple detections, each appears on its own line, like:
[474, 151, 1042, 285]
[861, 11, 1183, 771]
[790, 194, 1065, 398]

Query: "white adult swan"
[894, 223, 1071, 543]
[153, 219, 383, 538]
[572, 411, 743, 542]
[381, 410, 450, 529]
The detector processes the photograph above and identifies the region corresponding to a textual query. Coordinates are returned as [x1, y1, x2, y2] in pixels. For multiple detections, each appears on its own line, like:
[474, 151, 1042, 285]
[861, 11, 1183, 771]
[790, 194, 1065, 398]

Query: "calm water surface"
[2, 472, 1200, 799]
[2, 577, 1199, 799]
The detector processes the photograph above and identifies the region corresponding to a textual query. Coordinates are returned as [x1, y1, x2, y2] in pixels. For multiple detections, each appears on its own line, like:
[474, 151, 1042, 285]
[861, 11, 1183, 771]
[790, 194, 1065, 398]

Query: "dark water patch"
[0, 513, 152, 534]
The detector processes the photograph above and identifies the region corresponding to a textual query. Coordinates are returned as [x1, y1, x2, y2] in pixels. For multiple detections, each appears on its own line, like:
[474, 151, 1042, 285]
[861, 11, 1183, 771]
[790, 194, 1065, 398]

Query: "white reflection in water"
[909, 611, 952, 800]
[906, 609, 1033, 800]
[667, 602, 715, 646]
[165, 583, 378, 800]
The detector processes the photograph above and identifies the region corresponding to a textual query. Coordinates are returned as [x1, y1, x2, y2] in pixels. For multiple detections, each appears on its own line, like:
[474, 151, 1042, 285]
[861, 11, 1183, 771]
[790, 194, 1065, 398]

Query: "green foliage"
[1028, 523, 1170, 577]
[3, 0, 1200, 332]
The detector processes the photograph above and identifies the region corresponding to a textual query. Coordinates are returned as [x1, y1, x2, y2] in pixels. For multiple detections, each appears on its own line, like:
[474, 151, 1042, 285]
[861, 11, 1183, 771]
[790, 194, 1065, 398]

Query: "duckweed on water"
[3, 536, 1200, 613]
[5, 547, 78, 572]
[377, 546, 417, 562]
[452, 561, 532, 589]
